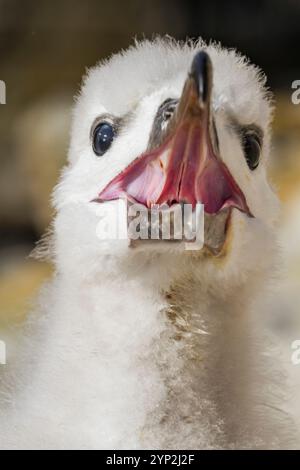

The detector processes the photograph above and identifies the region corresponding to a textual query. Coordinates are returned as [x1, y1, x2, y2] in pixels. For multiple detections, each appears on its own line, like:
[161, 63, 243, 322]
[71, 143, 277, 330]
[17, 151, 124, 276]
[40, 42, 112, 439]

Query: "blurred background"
[0, 0, 300, 330]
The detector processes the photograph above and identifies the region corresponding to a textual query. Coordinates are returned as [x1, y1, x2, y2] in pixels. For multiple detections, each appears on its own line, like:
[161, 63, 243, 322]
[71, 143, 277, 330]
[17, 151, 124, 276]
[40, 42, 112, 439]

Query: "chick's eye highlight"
[243, 132, 261, 171]
[92, 122, 115, 156]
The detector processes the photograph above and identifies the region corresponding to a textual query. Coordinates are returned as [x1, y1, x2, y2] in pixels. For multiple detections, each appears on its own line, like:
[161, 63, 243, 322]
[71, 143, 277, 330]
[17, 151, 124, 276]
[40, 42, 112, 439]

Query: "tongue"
[97, 122, 251, 216]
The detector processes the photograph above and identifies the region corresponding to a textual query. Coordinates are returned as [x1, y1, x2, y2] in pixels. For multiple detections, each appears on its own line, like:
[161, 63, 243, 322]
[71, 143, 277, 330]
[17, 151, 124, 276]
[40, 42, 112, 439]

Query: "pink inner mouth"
[96, 121, 251, 216]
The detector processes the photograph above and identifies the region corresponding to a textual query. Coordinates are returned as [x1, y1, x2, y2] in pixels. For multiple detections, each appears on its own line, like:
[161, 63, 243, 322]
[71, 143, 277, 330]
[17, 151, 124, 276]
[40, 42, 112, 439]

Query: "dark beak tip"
[190, 50, 212, 104]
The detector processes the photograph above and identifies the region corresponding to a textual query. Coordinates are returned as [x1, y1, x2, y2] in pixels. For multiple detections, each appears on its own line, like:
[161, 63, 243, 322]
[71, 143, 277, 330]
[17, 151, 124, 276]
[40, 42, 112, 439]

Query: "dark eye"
[92, 122, 115, 156]
[243, 132, 261, 170]
[162, 100, 177, 120]
[160, 98, 178, 130]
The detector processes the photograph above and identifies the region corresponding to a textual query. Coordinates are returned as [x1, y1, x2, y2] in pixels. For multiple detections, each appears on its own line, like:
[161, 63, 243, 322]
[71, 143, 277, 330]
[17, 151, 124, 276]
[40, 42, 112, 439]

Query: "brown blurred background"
[0, 0, 300, 328]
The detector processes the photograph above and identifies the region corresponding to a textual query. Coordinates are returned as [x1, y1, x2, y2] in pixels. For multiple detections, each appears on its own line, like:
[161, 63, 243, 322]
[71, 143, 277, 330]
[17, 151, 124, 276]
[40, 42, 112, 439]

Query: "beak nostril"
[159, 160, 164, 170]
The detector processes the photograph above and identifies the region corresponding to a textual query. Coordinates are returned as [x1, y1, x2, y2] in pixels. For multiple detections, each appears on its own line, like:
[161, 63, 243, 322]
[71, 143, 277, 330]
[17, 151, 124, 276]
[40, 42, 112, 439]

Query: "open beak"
[96, 51, 251, 216]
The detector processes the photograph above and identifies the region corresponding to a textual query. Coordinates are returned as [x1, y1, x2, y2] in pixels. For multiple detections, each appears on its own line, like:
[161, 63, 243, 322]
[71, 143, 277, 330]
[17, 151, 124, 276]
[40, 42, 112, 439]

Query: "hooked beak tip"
[189, 50, 213, 106]
[175, 50, 213, 124]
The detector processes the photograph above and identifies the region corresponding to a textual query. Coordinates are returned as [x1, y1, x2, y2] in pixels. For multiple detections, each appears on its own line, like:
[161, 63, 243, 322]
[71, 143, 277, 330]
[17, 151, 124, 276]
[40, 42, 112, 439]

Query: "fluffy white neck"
[40, 259, 291, 449]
